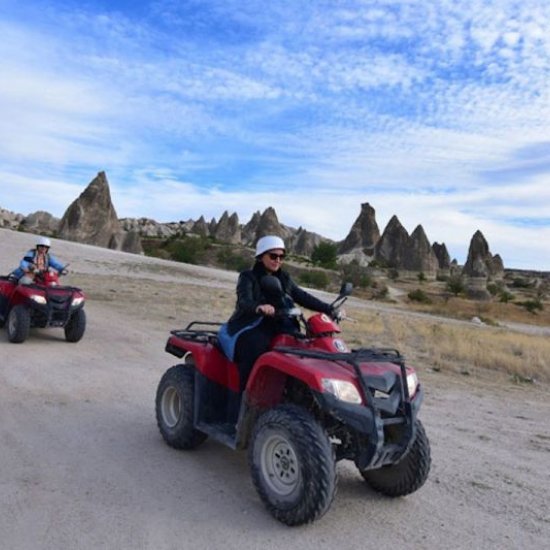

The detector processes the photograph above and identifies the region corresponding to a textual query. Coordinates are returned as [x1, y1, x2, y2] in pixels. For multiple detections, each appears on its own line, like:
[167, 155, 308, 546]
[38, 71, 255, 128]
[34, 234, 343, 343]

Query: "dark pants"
[234, 320, 277, 392]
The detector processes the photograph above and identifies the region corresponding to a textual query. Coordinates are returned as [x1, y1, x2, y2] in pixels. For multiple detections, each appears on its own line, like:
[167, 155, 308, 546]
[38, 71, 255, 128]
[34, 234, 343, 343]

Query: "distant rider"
[11, 236, 66, 284]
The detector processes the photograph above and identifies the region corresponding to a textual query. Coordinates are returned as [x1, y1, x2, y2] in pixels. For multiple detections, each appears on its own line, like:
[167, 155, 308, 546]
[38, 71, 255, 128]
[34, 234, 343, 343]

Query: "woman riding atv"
[219, 235, 341, 393]
[10, 236, 66, 285]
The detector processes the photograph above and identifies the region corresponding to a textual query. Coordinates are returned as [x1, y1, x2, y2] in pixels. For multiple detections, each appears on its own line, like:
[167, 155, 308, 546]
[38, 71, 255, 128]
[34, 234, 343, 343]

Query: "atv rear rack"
[170, 321, 223, 345]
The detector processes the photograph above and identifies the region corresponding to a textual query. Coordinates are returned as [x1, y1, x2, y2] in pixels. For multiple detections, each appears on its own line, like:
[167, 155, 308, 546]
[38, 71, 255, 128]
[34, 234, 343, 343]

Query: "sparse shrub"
[373, 283, 389, 299]
[340, 261, 373, 289]
[311, 242, 338, 269]
[299, 270, 330, 289]
[388, 268, 399, 281]
[408, 288, 432, 303]
[511, 277, 533, 289]
[167, 236, 210, 265]
[499, 290, 514, 303]
[519, 299, 544, 315]
[217, 249, 249, 272]
[417, 272, 426, 283]
[446, 274, 465, 296]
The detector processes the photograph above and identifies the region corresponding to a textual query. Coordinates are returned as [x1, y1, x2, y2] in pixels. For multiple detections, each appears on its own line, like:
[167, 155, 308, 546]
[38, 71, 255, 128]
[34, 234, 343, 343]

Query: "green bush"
[298, 270, 330, 289]
[498, 290, 514, 303]
[217, 249, 250, 272]
[311, 242, 338, 269]
[518, 299, 544, 315]
[408, 288, 432, 303]
[446, 274, 465, 296]
[166, 236, 210, 265]
[340, 261, 373, 289]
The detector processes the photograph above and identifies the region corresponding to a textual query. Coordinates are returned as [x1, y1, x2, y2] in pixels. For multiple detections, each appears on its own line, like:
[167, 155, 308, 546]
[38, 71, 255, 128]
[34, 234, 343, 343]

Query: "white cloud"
[0, 0, 549, 271]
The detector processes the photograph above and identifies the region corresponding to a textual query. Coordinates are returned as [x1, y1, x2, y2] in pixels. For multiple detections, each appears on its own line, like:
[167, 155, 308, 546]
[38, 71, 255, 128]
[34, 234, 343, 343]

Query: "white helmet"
[37, 236, 51, 248]
[255, 235, 285, 257]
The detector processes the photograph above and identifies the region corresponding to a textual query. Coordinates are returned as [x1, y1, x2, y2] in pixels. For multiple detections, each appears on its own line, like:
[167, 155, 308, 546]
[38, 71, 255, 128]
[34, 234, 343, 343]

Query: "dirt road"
[1, 229, 549, 549]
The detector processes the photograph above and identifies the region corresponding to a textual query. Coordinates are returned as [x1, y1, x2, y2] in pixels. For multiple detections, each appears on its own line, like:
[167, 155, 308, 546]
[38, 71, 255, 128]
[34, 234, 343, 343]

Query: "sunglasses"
[267, 252, 285, 261]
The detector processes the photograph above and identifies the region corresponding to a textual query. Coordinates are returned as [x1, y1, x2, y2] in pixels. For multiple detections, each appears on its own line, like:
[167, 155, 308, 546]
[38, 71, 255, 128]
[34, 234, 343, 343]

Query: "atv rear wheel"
[155, 364, 207, 450]
[7, 305, 30, 343]
[65, 308, 86, 342]
[249, 404, 337, 526]
[360, 419, 431, 497]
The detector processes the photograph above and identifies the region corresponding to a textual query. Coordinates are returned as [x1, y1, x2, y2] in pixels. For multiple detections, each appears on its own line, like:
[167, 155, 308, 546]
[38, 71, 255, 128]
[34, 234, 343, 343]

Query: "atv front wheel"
[7, 305, 31, 343]
[249, 404, 337, 526]
[360, 419, 431, 497]
[65, 308, 86, 342]
[155, 364, 207, 450]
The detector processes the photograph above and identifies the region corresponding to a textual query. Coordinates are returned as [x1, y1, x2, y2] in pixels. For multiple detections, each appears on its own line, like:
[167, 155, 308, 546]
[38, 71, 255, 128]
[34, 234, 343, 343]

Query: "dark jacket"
[226, 261, 333, 335]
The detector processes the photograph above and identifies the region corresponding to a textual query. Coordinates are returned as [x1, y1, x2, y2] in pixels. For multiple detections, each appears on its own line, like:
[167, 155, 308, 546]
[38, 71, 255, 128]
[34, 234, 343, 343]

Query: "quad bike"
[155, 277, 430, 526]
[0, 267, 86, 343]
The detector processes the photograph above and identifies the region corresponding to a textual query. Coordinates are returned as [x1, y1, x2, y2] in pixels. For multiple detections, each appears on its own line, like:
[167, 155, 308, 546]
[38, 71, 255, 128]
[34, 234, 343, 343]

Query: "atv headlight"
[30, 295, 47, 305]
[321, 378, 362, 404]
[71, 297, 84, 307]
[407, 372, 419, 398]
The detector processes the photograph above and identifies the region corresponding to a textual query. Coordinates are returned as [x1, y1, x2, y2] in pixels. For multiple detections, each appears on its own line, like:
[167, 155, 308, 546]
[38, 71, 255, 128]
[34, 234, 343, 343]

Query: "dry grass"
[73, 272, 550, 385]
[343, 307, 550, 384]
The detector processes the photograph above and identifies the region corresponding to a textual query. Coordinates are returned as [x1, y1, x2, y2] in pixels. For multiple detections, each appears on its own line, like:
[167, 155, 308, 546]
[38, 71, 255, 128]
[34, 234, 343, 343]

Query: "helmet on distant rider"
[36, 236, 51, 248]
[255, 235, 285, 258]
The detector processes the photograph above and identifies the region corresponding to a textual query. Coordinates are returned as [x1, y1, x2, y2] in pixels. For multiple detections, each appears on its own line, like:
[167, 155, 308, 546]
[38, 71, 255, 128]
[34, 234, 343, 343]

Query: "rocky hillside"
[1, 171, 506, 281]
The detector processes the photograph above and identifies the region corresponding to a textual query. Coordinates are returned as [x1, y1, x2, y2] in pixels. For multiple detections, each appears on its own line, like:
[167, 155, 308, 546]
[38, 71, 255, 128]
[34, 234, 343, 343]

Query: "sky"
[0, 0, 549, 271]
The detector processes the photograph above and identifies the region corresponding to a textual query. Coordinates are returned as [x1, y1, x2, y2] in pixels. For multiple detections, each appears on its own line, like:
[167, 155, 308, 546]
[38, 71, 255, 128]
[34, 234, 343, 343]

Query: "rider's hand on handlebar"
[256, 304, 275, 316]
[331, 307, 346, 322]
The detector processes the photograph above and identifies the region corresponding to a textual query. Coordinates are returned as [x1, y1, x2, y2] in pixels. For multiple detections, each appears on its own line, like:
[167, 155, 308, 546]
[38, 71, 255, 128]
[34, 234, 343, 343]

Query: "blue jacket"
[11, 249, 64, 280]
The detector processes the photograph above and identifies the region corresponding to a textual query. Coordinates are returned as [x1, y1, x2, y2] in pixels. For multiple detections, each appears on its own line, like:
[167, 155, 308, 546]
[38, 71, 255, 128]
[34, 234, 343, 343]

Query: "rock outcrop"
[462, 230, 505, 299]
[0, 207, 25, 230]
[212, 211, 241, 244]
[374, 215, 410, 268]
[462, 230, 503, 279]
[338, 202, 380, 255]
[19, 211, 60, 236]
[404, 225, 439, 274]
[432, 242, 451, 270]
[58, 171, 143, 254]
[290, 227, 326, 257]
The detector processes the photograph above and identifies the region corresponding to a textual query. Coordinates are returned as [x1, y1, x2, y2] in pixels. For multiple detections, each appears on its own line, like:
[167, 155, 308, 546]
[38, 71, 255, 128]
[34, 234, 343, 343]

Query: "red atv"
[155, 277, 430, 525]
[0, 267, 86, 343]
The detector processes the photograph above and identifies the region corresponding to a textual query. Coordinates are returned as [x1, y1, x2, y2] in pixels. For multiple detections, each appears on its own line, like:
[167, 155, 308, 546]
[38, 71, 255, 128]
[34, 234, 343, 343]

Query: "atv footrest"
[196, 421, 238, 449]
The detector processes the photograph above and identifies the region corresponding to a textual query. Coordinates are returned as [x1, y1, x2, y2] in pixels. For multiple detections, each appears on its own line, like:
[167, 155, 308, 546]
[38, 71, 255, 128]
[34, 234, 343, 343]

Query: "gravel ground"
[1, 229, 549, 550]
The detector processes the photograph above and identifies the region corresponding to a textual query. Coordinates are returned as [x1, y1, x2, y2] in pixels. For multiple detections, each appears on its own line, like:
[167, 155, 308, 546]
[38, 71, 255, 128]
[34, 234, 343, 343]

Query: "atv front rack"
[274, 346, 419, 470]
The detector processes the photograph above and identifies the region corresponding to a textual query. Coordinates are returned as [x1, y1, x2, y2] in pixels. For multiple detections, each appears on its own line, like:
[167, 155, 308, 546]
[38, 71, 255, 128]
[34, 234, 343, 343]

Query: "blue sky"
[0, 0, 549, 270]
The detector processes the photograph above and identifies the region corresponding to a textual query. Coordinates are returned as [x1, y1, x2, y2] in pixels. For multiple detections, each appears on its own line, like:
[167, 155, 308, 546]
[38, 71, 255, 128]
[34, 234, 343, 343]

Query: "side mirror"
[339, 282, 353, 297]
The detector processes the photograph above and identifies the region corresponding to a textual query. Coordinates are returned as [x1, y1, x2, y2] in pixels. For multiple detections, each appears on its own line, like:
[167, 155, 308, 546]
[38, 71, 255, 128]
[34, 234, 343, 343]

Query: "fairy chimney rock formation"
[405, 225, 439, 273]
[192, 215, 210, 237]
[213, 211, 241, 244]
[58, 171, 142, 254]
[463, 230, 504, 279]
[374, 215, 410, 268]
[432, 242, 451, 270]
[291, 227, 326, 257]
[254, 207, 286, 241]
[338, 202, 380, 255]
